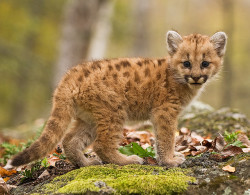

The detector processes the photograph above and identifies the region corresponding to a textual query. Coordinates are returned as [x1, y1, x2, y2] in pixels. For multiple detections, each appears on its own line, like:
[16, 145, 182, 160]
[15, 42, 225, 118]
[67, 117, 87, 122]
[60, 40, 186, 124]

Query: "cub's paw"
[158, 156, 185, 167]
[126, 155, 144, 165]
[87, 158, 103, 166]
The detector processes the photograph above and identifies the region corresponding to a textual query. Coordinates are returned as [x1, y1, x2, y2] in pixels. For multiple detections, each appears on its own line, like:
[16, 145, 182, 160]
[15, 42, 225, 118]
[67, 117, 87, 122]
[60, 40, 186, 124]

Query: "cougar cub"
[8, 31, 227, 168]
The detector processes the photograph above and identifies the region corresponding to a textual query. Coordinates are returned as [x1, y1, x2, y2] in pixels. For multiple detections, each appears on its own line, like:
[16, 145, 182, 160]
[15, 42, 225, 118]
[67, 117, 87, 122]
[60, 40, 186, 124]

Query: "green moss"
[38, 164, 195, 195]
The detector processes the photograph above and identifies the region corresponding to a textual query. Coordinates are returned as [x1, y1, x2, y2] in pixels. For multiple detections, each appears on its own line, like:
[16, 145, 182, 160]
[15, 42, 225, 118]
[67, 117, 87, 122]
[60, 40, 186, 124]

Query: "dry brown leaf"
[189, 145, 207, 156]
[242, 148, 250, 153]
[202, 139, 213, 148]
[238, 134, 250, 148]
[47, 155, 61, 167]
[222, 165, 236, 172]
[38, 170, 50, 179]
[180, 148, 191, 156]
[175, 135, 185, 146]
[144, 157, 157, 165]
[213, 134, 226, 152]
[190, 132, 204, 142]
[180, 127, 190, 135]
[175, 145, 188, 152]
[126, 131, 153, 145]
[221, 145, 243, 157]
[189, 145, 207, 151]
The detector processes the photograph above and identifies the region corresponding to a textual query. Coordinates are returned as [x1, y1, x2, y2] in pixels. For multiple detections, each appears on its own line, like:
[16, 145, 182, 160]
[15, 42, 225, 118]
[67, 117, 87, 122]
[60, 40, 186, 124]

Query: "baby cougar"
[7, 31, 227, 168]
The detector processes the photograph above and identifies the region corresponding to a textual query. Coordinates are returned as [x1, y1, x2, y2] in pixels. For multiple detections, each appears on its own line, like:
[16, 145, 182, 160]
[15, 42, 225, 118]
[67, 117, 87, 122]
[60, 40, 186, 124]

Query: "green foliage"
[0, 140, 33, 164]
[119, 142, 155, 158]
[20, 163, 40, 183]
[224, 131, 243, 147]
[53, 153, 66, 160]
[41, 157, 49, 168]
[0, 123, 45, 164]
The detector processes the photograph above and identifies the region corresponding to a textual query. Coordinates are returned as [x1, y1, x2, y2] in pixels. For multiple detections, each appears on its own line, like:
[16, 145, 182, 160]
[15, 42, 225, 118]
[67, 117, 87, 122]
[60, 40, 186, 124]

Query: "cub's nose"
[191, 76, 201, 83]
[185, 75, 208, 84]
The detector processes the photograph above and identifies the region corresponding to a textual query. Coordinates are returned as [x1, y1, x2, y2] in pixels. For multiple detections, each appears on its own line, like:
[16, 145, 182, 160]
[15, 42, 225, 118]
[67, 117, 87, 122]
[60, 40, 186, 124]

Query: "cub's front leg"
[151, 104, 185, 167]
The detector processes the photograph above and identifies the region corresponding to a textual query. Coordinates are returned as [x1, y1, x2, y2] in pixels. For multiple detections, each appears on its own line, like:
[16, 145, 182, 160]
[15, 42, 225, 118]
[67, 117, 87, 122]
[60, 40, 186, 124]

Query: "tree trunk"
[53, 0, 106, 87]
[221, 0, 234, 107]
[131, 0, 151, 57]
[86, 0, 114, 60]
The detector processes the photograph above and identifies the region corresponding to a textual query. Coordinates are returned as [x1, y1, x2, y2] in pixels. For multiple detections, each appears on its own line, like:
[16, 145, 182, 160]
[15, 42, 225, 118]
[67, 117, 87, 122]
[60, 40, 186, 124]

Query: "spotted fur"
[10, 31, 227, 168]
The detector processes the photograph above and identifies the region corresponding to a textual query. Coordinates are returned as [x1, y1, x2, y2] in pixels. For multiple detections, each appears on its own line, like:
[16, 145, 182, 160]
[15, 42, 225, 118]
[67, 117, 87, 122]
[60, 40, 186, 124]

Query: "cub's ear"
[210, 32, 227, 57]
[166, 31, 183, 55]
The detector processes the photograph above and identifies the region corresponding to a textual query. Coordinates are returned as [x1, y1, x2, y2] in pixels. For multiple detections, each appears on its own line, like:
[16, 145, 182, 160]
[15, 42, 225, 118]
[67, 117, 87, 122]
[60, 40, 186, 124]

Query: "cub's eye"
[183, 61, 191, 68]
[201, 61, 210, 68]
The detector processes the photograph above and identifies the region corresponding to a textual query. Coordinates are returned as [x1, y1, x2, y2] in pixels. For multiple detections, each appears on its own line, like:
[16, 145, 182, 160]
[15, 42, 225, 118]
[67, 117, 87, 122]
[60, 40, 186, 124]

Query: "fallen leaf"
[38, 170, 50, 179]
[144, 157, 157, 165]
[190, 132, 204, 145]
[47, 155, 61, 167]
[222, 165, 235, 172]
[242, 148, 250, 153]
[238, 134, 250, 148]
[175, 145, 188, 152]
[126, 131, 153, 145]
[3, 177, 9, 182]
[175, 135, 185, 146]
[213, 134, 226, 152]
[0, 167, 17, 177]
[180, 127, 190, 135]
[202, 139, 213, 148]
[189, 145, 207, 151]
[180, 148, 191, 156]
[221, 145, 243, 157]
[189, 146, 207, 156]
[141, 143, 151, 150]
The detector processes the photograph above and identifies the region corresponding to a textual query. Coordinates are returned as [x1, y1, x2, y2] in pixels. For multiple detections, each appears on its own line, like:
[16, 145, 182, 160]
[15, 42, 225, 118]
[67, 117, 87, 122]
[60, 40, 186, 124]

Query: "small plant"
[119, 143, 155, 158]
[224, 131, 243, 147]
[41, 157, 50, 168]
[0, 124, 45, 164]
[0, 141, 32, 164]
[53, 153, 66, 160]
[20, 163, 40, 183]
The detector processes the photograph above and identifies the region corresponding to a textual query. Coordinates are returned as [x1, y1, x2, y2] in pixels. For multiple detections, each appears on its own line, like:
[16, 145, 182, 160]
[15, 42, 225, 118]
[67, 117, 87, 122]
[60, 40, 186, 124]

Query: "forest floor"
[0, 102, 249, 194]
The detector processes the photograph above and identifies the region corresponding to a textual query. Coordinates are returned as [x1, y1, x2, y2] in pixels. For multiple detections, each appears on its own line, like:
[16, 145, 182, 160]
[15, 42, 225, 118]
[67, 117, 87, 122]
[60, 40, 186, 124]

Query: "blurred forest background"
[0, 0, 250, 130]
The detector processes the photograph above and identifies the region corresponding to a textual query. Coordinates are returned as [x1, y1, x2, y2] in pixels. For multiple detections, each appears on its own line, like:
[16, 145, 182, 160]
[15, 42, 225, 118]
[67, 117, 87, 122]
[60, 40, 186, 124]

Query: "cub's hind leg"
[92, 110, 144, 165]
[62, 119, 101, 167]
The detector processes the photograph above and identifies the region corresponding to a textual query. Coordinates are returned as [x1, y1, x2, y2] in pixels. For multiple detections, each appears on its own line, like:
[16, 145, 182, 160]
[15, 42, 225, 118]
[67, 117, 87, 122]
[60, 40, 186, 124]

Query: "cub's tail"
[8, 99, 72, 168]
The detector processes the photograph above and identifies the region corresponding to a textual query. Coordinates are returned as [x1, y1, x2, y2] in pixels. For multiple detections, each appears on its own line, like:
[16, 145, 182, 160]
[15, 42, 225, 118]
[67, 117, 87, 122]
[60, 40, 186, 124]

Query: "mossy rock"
[30, 164, 195, 195]
[179, 102, 250, 137]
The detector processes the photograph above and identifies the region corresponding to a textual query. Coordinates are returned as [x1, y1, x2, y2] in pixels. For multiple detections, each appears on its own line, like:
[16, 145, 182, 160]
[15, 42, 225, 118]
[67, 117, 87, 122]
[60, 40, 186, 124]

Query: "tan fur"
[10, 31, 227, 168]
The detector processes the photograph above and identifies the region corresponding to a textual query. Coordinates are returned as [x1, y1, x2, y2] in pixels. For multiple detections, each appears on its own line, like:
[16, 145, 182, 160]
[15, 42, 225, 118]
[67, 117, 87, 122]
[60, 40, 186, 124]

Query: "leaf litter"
[0, 121, 249, 194]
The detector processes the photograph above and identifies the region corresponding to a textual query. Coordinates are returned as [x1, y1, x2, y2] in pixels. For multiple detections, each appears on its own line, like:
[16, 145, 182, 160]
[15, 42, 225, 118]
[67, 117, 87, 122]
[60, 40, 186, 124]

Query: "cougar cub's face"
[167, 31, 227, 86]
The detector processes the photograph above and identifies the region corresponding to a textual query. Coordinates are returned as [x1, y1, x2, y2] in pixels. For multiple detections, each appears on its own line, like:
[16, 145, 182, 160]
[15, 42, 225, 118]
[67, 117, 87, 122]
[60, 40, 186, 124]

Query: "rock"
[94, 181, 107, 188]
[38, 170, 50, 179]
[179, 102, 250, 137]
[0, 177, 9, 195]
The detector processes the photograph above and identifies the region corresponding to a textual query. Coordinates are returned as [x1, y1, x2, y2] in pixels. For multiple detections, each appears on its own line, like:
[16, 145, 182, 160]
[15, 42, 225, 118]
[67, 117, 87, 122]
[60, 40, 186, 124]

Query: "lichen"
[179, 105, 250, 137]
[36, 164, 195, 195]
